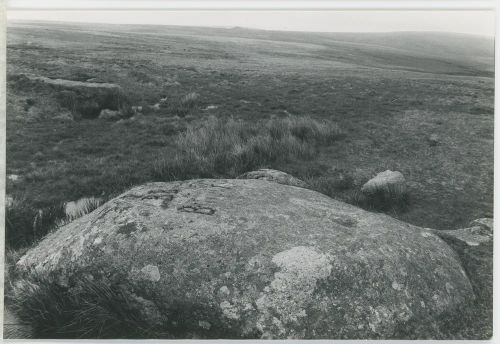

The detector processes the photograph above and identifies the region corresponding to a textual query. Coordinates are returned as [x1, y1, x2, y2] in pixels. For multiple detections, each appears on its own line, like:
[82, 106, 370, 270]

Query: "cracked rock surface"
[16, 178, 481, 339]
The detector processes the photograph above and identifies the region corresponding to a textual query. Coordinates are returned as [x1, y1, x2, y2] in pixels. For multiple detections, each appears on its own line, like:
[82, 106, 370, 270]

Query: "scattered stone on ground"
[361, 170, 407, 197]
[7, 174, 20, 182]
[53, 111, 74, 121]
[131, 106, 143, 114]
[14, 177, 482, 339]
[237, 169, 308, 188]
[99, 109, 122, 121]
[22, 74, 120, 90]
[428, 134, 439, 146]
[5, 195, 14, 208]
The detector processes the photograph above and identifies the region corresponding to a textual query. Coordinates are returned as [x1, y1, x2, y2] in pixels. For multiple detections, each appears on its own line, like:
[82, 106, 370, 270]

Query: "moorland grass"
[7, 273, 158, 338]
[152, 115, 344, 180]
[5, 196, 65, 249]
[6, 196, 103, 249]
[5, 115, 343, 250]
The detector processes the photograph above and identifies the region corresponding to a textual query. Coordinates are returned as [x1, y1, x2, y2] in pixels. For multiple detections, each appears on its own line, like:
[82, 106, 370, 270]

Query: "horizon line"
[7, 18, 495, 39]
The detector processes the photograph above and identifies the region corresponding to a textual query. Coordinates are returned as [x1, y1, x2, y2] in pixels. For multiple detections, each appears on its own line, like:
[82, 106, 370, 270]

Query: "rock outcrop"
[23, 74, 120, 90]
[10, 73, 126, 119]
[433, 218, 493, 305]
[14, 179, 481, 339]
[237, 169, 308, 188]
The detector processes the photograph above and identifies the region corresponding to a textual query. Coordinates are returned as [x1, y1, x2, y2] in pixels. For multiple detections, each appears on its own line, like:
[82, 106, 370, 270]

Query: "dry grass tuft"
[5, 196, 104, 250]
[153, 115, 344, 180]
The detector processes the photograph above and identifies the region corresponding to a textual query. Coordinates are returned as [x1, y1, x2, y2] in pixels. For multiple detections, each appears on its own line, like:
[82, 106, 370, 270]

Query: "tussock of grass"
[64, 197, 104, 222]
[153, 115, 344, 180]
[5, 196, 104, 249]
[5, 196, 64, 249]
[346, 188, 410, 213]
[56, 88, 129, 120]
[7, 273, 158, 338]
[181, 92, 199, 106]
[166, 92, 200, 117]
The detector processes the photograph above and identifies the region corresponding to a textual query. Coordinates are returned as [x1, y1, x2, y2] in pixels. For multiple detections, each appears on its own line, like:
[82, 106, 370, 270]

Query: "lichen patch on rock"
[220, 301, 240, 320]
[255, 246, 332, 337]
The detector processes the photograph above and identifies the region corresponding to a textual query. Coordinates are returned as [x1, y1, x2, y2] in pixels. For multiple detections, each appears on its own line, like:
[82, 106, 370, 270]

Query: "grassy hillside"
[5, 20, 494, 248]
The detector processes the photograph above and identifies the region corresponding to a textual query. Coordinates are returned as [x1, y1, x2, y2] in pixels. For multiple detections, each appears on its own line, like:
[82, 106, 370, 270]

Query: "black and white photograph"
[2, 2, 496, 340]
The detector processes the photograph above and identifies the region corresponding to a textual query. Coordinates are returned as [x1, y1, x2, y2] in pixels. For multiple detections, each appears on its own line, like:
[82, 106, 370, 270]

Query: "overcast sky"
[7, 10, 495, 37]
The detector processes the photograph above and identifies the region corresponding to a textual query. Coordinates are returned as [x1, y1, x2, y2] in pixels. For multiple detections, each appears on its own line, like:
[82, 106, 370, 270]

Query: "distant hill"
[210, 28, 494, 76]
[8, 20, 495, 77]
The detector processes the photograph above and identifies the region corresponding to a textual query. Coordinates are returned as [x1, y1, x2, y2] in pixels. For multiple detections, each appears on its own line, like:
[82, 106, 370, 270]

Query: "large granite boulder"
[14, 179, 475, 339]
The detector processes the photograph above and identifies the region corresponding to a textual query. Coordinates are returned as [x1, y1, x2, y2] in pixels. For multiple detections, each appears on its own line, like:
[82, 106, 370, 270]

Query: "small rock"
[392, 281, 403, 291]
[198, 320, 211, 330]
[5, 195, 14, 208]
[237, 169, 308, 188]
[469, 218, 493, 233]
[34, 151, 44, 160]
[140, 264, 161, 282]
[7, 174, 20, 182]
[428, 134, 439, 146]
[361, 170, 407, 197]
[53, 111, 73, 121]
[99, 109, 122, 121]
